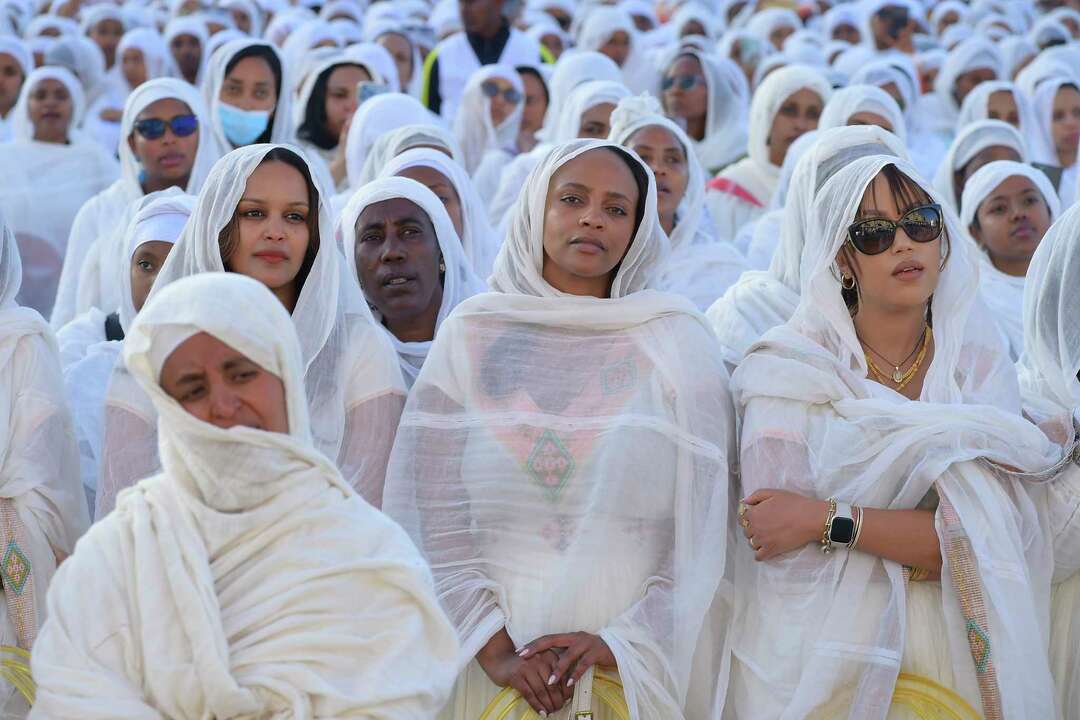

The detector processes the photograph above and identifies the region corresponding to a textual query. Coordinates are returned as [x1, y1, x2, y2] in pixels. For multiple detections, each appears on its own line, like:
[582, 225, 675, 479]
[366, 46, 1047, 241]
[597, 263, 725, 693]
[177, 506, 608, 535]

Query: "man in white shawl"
[30, 272, 459, 719]
[383, 139, 734, 719]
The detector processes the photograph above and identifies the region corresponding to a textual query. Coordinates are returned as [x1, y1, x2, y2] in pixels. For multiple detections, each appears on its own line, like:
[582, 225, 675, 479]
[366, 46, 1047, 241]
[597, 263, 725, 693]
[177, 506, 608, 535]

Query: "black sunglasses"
[481, 81, 522, 104]
[133, 113, 198, 140]
[847, 203, 943, 255]
[661, 74, 704, 91]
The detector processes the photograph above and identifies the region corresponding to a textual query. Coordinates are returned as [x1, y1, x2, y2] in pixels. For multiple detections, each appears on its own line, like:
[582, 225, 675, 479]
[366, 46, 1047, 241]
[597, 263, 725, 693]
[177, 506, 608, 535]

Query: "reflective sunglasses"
[661, 74, 704, 91]
[846, 203, 943, 255]
[481, 81, 522, 104]
[133, 113, 198, 140]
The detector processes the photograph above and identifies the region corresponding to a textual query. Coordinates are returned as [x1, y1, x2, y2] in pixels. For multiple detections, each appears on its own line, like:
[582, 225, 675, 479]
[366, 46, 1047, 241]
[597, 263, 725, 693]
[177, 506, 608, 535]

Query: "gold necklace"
[862, 325, 927, 383]
[865, 327, 932, 392]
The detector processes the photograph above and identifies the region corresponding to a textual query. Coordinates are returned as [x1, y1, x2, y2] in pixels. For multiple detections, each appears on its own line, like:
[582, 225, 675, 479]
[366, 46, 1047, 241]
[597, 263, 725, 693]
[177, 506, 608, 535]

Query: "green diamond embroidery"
[2, 541, 30, 596]
[965, 618, 991, 673]
[526, 430, 575, 501]
[601, 357, 637, 396]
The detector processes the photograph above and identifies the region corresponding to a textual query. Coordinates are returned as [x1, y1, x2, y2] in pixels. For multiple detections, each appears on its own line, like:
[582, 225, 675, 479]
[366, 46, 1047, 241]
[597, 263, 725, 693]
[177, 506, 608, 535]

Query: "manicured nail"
[539, 712, 547, 718]
[567, 678, 575, 687]
[518, 648, 529, 657]
[547, 674, 557, 686]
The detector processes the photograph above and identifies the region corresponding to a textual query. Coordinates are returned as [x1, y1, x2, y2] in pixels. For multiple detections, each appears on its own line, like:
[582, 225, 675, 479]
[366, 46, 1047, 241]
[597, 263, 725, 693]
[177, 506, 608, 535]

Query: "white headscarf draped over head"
[221, 0, 264, 37]
[118, 77, 222, 195]
[823, 4, 862, 40]
[10, 66, 85, 143]
[553, 78, 630, 143]
[355, 122, 461, 188]
[163, 16, 209, 79]
[202, 38, 292, 151]
[453, 64, 524, 175]
[956, 80, 1037, 138]
[342, 92, 435, 190]
[280, 18, 340, 69]
[819, 83, 907, 142]
[381, 147, 500, 278]
[934, 38, 1004, 121]
[338, 176, 485, 385]
[0, 36, 33, 85]
[490, 139, 666, 299]
[666, 47, 750, 172]
[78, 4, 124, 36]
[115, 28, 173, 89]
[45, 35, 106, 104]
[929, 0, 968, 33]
[117, 189, 196, 332]
[576, 5, 655, 94]
[1032, 77, 1080, 166]
[960, 160, 1061, 241]
[747, 64, 832, 174]
[536, 50, 622, 143]
[847, 55, 919, 124]
[746, 6, 801, 45]
[932, 119, 1029, 212]
[342, 41, 401, 92]
[0, 209, 21, 310]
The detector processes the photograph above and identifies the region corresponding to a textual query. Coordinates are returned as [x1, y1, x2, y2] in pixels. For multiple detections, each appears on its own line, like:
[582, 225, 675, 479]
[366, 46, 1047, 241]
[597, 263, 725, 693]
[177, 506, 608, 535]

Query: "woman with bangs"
[726, 155, 1066, 718]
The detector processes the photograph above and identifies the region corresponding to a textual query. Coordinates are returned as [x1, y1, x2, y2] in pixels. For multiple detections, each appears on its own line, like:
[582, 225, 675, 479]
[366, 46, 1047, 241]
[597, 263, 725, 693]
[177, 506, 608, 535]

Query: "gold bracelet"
[821, 497, 838, 555]
[848, 505, 864, 551]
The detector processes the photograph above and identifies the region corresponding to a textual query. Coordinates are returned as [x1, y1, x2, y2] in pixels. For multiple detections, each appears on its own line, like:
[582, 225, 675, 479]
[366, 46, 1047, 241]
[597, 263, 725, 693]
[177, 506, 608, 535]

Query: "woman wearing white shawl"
[746, 7, 801, 51]
[727, 152, 1067, 718]
[368, 21, 425, 98]
[933, 38, 1003, 131]
[201, 38, 292, 152]
[818, 83, 907, 142]
[0, 66, 118, 318]
[356, 122, 462, 189]
[705, 126, 909, 371]
[1016, 207, 1080, 719]
[60, 189, 192, 515]
[339, 177, 484, 387]
[609, 94, 748, 311]
[52, 78, 219, 330]
[931, 119, 1027, 213]
[659, 48, 748, 175]
[382, 139, 733, 719]
[1032, 77, 1080, 203]
[454, 65, 524, 193]
[97, 145, 405, 517]
[164, 16, 207, 85]
[0, 209, 89, 718]
[31, 271, 459, 719]
[382, 147, 500, 279]
[0, 38, 31, 143]
[956, 80, 1037, 136]
[575, 5, 655, 95]
[705, 64, 831, 246]
[959, 161, 1059, 361]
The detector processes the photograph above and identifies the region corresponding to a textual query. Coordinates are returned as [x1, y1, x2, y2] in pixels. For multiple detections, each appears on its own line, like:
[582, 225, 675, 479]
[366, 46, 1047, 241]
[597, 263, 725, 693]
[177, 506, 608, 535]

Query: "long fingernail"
[567, 678, 575, 687]
[518, 648, 529, 657]
[547, 673, 557, 686]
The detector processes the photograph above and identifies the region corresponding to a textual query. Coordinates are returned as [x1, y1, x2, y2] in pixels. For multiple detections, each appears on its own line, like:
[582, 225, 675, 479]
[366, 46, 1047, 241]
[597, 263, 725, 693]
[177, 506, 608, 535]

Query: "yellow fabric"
[478, 671, 627, 720]
[890, 673, 983, 720]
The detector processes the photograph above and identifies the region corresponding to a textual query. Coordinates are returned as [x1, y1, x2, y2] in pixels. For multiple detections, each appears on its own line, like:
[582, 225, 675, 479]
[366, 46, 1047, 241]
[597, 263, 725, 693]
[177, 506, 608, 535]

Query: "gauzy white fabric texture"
[453, 64, 524, 189]
[706, 126, 909, 370]
[337, 91, 438, 196]
[933, 38, 1003, 126]
[931, 119, 1028, 212]
[381, 147, 500, 279]
[31, 272, 459, 719]
[819, 83, 907, 143]
[339, 176, 485, 387]
[727, 154, 1062, 718]
[960, 160, 1061, 361]
[955, 80, 1038, 140]
[201, 38, 293, 152]
[354, 122, 462, 191]
[383, 138, 734, 718]
[97, 144, 405, 517]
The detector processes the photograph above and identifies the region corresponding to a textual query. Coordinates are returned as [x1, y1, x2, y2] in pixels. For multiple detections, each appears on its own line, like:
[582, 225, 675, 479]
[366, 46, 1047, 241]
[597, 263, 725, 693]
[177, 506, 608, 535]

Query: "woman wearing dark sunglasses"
[726, 156, 1064, 717]
[51, 78, 221, 331]
[454, 64, 525, 203]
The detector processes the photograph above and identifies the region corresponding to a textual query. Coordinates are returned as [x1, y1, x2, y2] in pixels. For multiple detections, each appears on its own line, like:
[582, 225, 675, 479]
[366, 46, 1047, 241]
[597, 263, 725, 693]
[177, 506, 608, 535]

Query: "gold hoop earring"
[841, 274, 856, 291]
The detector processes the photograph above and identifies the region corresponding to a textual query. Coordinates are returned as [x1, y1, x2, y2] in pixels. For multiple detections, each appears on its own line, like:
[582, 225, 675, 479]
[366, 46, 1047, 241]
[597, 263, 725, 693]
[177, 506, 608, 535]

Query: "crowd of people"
[0, 0, 1079, 717]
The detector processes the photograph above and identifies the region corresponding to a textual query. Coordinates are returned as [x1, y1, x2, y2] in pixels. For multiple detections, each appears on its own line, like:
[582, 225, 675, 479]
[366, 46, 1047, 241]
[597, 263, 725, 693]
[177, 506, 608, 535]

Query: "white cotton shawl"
[31, 272, 459, 719]
[728, 153, 1063, 718]
[201, 38, 293, 152]
[353, 122, 461, 188]
[453, 64, 524, 176]
[52, 77, 220, 330]
[97, 144, 405, 515]
[933, 38, 1004, 126]
[163, 16, 208, 83]
[0, 208, 88, 661]
[956, 80, 1038, 139]
[1032, 76, 1078, 169]
[705, 126, 909, 370]
[819, 83, 907, 142]
[381, 147, 500, 279]
[383, 138, 734, 719]
[534, 50, 622, 144]
[116, 28, 174, 84]
[667, 48, 749, 174]
[339, 177, 485, 386]
[960, 160, 1061, 362]
[575, 5, 655, 94]
[338, 92, 437, 194]
[609, 94, 748, 310]
[932, 119, 1028, 213]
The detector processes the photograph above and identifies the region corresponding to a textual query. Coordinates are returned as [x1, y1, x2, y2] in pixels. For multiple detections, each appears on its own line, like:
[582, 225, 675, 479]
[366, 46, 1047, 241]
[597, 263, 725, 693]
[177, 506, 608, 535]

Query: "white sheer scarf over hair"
[97, 144, 406, 518]
[338, 176, 485, 387]
[201, 38, 293, 152]
[383, 139, 735, 718]
[931, 119, 1029, 212]
[728, 154, 1063, 719]
[31, 272, 459, 719]
[453, 64, 524, 176]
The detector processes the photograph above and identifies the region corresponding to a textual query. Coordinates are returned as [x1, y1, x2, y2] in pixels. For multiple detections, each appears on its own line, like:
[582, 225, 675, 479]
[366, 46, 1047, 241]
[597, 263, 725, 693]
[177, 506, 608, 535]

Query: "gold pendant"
[892, 368, 904, 383]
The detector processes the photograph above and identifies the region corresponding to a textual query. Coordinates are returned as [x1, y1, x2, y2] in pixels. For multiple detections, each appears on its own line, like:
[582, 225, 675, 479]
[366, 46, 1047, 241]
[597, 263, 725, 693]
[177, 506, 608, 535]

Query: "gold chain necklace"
[865, 327, 932, 392]
[862, 325, 927, 383]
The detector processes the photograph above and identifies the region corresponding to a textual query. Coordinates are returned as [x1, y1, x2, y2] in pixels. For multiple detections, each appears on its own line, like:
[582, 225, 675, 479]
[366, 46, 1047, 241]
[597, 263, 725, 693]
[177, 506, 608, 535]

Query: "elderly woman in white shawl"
[609, 94, 747, 311]
[705, 64, 831, 246]
[381, 147, 500, 278]
[960, 161, 1059, 361]
[339, 177, 484, 388]
[30, 272, 459, 719]
[382, 139, 734, 719]
[728, 154, 1066, 718]
[0, 209, 88, 718]
[1016, 206, 1080, 719]
[932, 119, 1027, 213]
[97, 145, 405, 517]
[51, 77, 220, 330]
[0, 66, 118, 318]
[706, 126, 909, 372]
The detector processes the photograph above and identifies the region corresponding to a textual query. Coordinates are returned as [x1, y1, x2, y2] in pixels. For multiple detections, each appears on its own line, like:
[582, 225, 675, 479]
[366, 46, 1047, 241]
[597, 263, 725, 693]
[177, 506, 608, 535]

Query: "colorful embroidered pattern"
[527, 430, 575, 501]
[966, 619, 991, 673]
[601, 358, 637, 396]
[2, 541, 30, 596]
